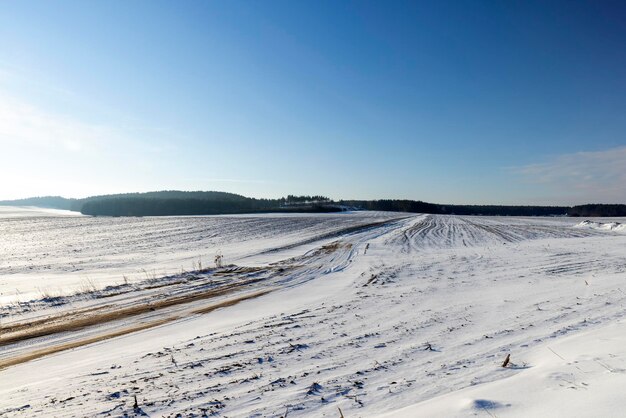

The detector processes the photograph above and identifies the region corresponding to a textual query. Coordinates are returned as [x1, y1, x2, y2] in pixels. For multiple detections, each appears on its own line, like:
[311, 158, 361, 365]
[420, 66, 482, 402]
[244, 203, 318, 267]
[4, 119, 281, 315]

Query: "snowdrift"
[575, 220, 626, 233]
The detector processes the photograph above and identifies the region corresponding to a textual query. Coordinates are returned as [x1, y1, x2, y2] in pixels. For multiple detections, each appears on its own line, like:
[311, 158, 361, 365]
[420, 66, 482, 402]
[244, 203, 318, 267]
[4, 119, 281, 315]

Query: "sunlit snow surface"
[1, 208, 626, 417]
[575, 219, 626, 233]
[0, 206, 83, 218]
[0, 208, 399, 303]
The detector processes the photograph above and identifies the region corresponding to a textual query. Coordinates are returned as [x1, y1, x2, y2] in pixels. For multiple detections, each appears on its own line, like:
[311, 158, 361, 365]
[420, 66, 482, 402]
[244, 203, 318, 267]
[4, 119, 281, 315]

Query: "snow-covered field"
[0, 206, 83, 218]
[0, 209, 399, 304]
[2, 209, 626, 417]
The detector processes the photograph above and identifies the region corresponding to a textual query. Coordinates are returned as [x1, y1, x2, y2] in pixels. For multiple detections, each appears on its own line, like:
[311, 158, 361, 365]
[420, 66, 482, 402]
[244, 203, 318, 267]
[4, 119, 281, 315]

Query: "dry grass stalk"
[502, 353, 511, 368]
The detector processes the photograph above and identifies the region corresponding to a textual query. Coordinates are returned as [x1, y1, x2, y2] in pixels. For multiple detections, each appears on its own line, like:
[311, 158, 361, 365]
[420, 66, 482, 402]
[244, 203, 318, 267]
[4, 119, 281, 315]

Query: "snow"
[575, 219, 626, 233]
[0, 205, 83, 218]
[0, 210, 400, 303]
[382, 319, 626, 417]
[1, 210, 626, 417]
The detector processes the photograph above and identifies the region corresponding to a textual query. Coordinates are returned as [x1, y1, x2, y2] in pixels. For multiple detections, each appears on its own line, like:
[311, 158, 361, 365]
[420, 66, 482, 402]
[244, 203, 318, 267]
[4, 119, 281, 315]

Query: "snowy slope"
[382, 319, 626, 417]
[0, 210, 401, 303]
[575, 220, 626, 233]
[0, 206, 83, 218]
[1, 213, 626, 417]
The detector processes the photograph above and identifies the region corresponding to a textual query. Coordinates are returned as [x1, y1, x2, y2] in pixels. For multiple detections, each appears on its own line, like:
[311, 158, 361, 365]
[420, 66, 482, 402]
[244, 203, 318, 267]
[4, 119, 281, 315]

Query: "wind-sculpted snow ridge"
[381, 318, 626, 418]
[1, 213, 626, 417]
[575, 219, 626, 233]
[384, 214, 600, 251]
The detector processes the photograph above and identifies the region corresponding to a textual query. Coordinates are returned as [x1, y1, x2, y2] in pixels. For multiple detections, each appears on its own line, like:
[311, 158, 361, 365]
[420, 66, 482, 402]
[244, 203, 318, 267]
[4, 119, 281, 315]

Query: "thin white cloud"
[0, 90, 183, 199]
[0, 93, 108, 153]
[514, 146, 626, 204]
[0, 89, 182, 158]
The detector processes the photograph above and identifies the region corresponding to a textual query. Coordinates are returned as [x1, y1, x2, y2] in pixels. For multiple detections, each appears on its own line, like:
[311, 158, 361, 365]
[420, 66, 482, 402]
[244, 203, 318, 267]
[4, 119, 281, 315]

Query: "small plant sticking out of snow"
[78, 278, 97, 294]
[307, 382, 323, 396]
[192, 257, 203, 271]
[502, 353, 511, 368]
[214, 251, 224, 268]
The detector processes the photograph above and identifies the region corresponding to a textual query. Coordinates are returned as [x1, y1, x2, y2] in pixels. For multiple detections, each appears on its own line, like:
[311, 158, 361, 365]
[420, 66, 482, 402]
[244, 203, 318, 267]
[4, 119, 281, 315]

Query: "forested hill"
[0, 191, 250, 213]
[77, 192, 337, 216]
[568, 204, 626, 217]
[1, 191, 623, 217]
[0, 196, 77, 210]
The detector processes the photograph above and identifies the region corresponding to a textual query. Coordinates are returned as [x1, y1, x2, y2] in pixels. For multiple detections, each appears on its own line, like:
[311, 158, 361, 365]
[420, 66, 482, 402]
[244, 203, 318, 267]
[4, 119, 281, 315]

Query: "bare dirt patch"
[0, 289, 271, 369]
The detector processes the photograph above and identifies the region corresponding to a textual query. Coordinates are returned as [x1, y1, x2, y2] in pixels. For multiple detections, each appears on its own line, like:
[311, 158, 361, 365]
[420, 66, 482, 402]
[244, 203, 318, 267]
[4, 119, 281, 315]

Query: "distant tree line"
[78, 192, 339, 216]
[340, 200, 568, 216]
[438, 205, 569, 216]
[340, 199, 442, 213]
[284, 195, 330, 204]
[1, 191, 623, 217]
[0, 196, 77, 210]
[81, 197, 273, 216]
[568, 204, 626, 217]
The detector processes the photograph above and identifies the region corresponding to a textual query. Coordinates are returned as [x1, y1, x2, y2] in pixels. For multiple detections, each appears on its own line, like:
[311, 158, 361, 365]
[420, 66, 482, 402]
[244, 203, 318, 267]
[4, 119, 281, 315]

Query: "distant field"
[0, 206, 83, 218]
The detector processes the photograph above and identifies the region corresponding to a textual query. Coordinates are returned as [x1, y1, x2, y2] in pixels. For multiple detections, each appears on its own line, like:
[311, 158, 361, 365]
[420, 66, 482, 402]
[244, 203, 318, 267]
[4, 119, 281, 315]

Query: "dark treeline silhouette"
[285, 195, 330, 203]
[340, 199, 442, 213]
[341, 200, 568, 216]
[0, 191, 622, 217]
[82, 198, 343, 216]
[82, 197, 273, 216]
[0, 196, 77, 210]
[439, 205, 569, 216]
[74, 191, 256, 213]
[0, 191, 250, 212]
[568, 204, 626, 217]
[78, 191, 339, 216]
[82, 197, 570, 217]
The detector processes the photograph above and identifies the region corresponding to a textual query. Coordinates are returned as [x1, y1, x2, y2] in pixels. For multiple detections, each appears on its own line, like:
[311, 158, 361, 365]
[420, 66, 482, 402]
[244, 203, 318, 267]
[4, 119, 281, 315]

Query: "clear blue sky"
[1, 0, 624, 204]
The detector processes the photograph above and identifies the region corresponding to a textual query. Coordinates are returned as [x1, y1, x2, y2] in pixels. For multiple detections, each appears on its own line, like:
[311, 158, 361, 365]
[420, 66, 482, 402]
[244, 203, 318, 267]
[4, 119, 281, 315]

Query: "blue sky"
[0, 0, 624, 204]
